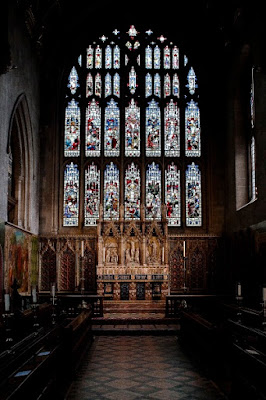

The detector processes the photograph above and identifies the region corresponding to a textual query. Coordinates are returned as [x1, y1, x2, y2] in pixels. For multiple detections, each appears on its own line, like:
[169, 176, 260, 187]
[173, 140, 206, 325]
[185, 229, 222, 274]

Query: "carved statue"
[134, 247, 140, 263]
[126, 248, 131, 264]
[106, 248, 111, 263]
[130, 240, 135, 260]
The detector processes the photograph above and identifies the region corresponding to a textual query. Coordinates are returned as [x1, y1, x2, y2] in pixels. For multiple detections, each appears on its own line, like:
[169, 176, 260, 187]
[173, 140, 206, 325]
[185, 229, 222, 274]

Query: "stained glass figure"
[104, 98, 120, 157]
[186, 67, 198, 95]
[250, 68, 255, 128]
[146, 162, 161, 219]
[105, 45, 112, 69]
[145, 46, 152, 69]
[125, 55, 129, 65]
[173, 73, 179, 97]
[113, 45, 120, 69]
[164, 74, 171, 97]
[125, 163, 141, 219]
[134, 41, 140, 50]
[86, 73, 93, 97]
[172, 46, 179, 69]
[186, 163, 201, 226]
[164, 46, 171, 69]
[125, 99, 140, 157]
[95, 73, 102, 97]
[146, 99, 161, 157]
[78, 55, 82, 66]
[127, 25, 138, 39]
[164, 99, 180, 157]
[128, 66, 137, 94]
[95, 45, 102, 68]
[137, 55, 141, 66]
[113, 73, 120, 97]
[64, 99, 80, 157]
[87, 45, 93, 69]
[68, 67, 79, 94]
[105, 73, 112, 97]
[125, 41, 132, 51]
[154, 73, 161, 97]
[165, 163, 181, 226]
[84, 163, 100, 225]
[184, 55, 188, 66]
[154, 45, 161, 69]
[145, 74, 152, 97]
[104, 162, 119, 219]
[250, 136, 256, 200]
[185, 100, 201, 157]
[63, 162, 79, 226]
[86, 99, 101, 157]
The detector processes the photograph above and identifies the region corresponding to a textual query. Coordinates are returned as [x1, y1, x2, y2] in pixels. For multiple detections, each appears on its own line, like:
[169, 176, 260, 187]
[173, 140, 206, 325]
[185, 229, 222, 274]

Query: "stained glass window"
[146, 46, 152, 69]
[125, 99, 140, 157]
[104, 162, 119, 220]
[186, 163, 201, 226]
[95, 73, 102, 97]
[84, 163, 100, 226]
[63, 162, 79, 226]
[105, 73, 112, 97]
[172, 46, 179, 69]
[164, 46, 171, 69]
[87, 45, 93, 69]
[164, 74, 171, 97]
[165, 163, 181, 226]
[64, 99, 80, 157]
[86, 99, 101, 157]
[154, 73, 161, 97]
[105, 45, 112, 69]
[250, 136, 256, 200]
[146, 99, 161, 157]
[86, 73, 93, 97]
[104, 98, 120, 157]
[95, 45, 102, 68]
[186, 67, 198, 95]
[129, 67, 137, 94]
[125, 163, 141, 219]
[185, 100, 201, 157]
[164, 99, 180, 157]
[146, 162, 161, 219]
[113, 73, 120, 97]
[154, 46, 161, 69]
[145, 74, 152, 97]
[68, 67, 79, 94]
[173, 74, 179, 97]
[113, 45, 120, 69]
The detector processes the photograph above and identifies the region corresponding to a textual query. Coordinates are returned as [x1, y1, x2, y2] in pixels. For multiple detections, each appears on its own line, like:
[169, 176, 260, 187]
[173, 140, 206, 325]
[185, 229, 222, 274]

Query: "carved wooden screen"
[61, 247, 75, 291]
[84, 249, 96, 292]
[41, 247, 56, 291]
[169, 242, 184, 291]
[188, 244, 206, 290]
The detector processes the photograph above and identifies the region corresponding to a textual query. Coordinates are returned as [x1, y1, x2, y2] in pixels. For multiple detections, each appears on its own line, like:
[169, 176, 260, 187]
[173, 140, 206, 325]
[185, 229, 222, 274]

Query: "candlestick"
[4, 293, 10, 312]
[237, 282, 242, 297]
[32, 287, 37, 303]
[51, 284, 56, 298]
[183, 240, 186, 258]
[103, 246, 105, 263]
[162, 247, 164, 263]
[81, 240, 84, 258]
[263, 287, 266, 302]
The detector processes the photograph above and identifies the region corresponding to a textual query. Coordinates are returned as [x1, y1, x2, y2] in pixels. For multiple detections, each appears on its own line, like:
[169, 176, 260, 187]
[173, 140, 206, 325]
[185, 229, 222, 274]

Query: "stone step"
[103, 300, 165, 314]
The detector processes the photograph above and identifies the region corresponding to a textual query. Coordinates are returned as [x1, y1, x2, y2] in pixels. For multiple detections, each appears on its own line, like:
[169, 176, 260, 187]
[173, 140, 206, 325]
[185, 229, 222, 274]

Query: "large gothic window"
[63, 26, 203, 227]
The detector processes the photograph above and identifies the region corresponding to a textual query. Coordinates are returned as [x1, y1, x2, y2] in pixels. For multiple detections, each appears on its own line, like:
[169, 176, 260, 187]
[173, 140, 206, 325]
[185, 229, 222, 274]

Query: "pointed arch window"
[186, 163, 202, 226]
[64, 99, 80, 157]
[84, 163, 100, 226]
[146, 162, 161, 220]
[125, 99, 140, 157]
[125, 163, 141, 220]
[86, 99, 101, 157]
[185, 100, 201, 157]
[68, 67, 79, 94]
[104, 98, 120, 157]
[63, 162, 79, 226]
[164, 99, 180, 157]
[146, 99, 161, 157]
[104, 162, 120, 220]
[165, 163, 181, 226]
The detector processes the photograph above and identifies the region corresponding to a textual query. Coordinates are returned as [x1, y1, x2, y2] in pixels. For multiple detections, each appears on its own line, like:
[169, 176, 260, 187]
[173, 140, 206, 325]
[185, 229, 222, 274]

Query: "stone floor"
[66, 335, 228, 400]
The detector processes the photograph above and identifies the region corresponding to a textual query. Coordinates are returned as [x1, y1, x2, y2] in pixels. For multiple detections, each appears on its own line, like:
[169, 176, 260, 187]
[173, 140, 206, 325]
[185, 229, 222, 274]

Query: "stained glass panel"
[129, 67, 137, 94]
[186, 67, 198, 95]
[145, 74, 152, 97]
[125, 163, 141, 219]
[146, 46, 152, 69]
[105, 73, 112, 97]
[164, 46, 171, 69]
[114, 45, 120, 69]
[172, 46, 179, 69]
[146, 162, 161, 219]
[173, 74, 179, 97]
[164, 74, 171, 97]
[105, 45, 112, 69]
[186, 163, 201, 226]
[86, 99, 101, 157]
[154, 45, 160, 69]
[84, 163, 100, 226]
[113, 73, 120, 97]
[125, 99, 140, 157]
[64, 99, 80, 157]
[185, 100, 201, 157]
[68, 67, 79, 94]
[86, 73, 93, 97]
[63, 162, 79, 226]
[104, 162, 119, 219]
[164, 99, 180, 157]
[154, 73, 161, 97]
[165, 163, 181, 226]
[95, 45, 102, 68]
[104, 98, 120, 157]
[146, 99, 161, 157]
[87, 45, 93, 69]
[95, 73, 102, 97]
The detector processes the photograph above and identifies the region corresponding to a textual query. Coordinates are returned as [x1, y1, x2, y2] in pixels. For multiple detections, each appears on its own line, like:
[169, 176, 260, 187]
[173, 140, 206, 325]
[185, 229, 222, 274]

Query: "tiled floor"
[66, 336, 227, 400]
